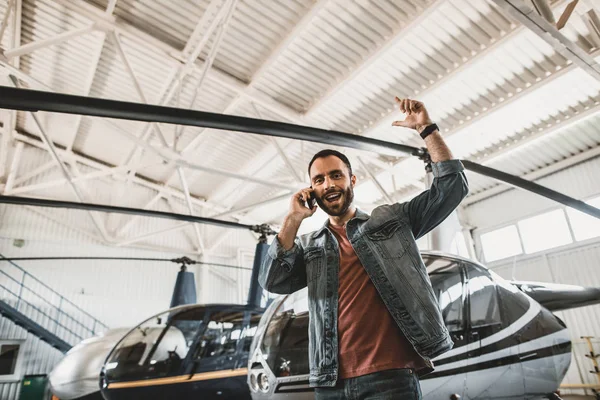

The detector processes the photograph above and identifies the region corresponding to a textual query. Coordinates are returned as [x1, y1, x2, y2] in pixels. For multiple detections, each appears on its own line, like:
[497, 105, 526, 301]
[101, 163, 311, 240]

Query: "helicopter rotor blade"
[0, 195, 264, 231]
[0, 255, 251, 271]
[0, 86, 598, 220]
[461, 160, 600, 220]
[0, 86, 420, 158]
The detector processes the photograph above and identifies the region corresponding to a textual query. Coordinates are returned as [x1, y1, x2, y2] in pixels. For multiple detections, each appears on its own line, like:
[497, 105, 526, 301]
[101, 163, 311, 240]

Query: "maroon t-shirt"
[329, 223, 426, 379]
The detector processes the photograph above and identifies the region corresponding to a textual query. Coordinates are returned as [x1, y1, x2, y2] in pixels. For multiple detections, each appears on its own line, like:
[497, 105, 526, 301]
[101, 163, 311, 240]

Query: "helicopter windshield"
[104, 306, 205, 382]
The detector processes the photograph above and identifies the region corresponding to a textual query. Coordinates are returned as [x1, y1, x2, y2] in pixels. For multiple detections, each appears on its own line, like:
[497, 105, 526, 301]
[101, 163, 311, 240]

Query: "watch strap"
[420, 123, 439, 140]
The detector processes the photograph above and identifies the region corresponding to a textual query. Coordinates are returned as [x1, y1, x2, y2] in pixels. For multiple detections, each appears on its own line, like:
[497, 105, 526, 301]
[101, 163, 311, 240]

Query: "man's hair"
[308, 149, 353, 178]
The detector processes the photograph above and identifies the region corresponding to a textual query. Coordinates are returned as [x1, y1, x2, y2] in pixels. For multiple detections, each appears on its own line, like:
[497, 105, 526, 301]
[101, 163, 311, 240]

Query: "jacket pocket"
[304, 247, 324, 283]
[365, 219, 407, 259]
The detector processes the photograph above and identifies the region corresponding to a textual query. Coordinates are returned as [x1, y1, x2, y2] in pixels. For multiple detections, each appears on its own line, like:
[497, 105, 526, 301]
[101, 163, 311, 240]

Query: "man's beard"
[316, 186, 354, 217]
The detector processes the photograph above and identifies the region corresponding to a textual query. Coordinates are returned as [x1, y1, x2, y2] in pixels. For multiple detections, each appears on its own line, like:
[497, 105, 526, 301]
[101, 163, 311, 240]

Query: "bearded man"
[259, 98, 468, 400]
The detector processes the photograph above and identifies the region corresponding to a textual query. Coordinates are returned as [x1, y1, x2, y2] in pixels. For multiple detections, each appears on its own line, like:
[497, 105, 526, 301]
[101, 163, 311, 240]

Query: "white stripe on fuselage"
[432, 329, 569, 372]
[435, 294, 541, 361]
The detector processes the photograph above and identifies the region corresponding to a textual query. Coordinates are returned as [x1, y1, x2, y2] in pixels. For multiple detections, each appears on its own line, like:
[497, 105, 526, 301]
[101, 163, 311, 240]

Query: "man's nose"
[323, 177, 334, 189]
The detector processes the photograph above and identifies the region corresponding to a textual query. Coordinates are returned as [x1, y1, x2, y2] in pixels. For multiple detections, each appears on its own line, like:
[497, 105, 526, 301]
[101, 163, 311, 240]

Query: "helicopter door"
[192, 310, 246, 399]
[425, 262, 468, 400]
[464, 264, 524, 399]
[195, 311, 245, 372]
[234, 311, 262, 369]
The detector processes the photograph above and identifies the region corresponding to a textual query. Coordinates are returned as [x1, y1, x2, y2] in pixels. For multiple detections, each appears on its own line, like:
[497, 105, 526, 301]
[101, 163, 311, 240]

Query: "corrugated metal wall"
[0, 316, 64, 400]
[489, 239, 600, 393]
[466, 156, 600, 231]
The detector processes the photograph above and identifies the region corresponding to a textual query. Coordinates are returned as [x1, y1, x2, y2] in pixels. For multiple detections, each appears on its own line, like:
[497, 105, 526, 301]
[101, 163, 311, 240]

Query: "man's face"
[309, 156, 356, 217]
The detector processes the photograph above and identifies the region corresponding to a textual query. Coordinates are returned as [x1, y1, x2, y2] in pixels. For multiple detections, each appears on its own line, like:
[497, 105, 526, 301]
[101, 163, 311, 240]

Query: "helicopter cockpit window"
[427, 258, 464, 334]
[104, 307, 205, 381]
[466, 265, 502, 335]
[261, 296, 310, 378]
[243, 325, 258, 352]
[195, 311, 245, 371]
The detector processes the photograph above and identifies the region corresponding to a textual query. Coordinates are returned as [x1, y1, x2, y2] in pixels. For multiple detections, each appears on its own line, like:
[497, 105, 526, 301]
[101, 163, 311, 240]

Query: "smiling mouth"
[324, 192, 342, 203]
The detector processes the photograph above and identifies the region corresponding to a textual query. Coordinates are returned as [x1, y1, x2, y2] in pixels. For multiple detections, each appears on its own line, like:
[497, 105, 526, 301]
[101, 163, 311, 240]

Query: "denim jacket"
[259, 160, 468, 387]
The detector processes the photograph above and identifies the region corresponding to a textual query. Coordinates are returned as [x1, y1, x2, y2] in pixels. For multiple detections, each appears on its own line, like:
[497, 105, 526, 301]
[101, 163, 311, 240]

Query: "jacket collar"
[310, 207, 370, 238]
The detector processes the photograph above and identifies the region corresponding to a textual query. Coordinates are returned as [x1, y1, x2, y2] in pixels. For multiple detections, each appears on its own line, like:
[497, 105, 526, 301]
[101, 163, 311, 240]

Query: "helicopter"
[0, 86, 599, 399]
[248, 251, 600, 400]
[40, 251, 268, 400]
[41, 252, 600, 400]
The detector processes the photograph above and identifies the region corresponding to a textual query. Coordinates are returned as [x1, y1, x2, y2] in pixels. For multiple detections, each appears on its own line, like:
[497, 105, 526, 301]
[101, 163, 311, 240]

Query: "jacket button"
[327, 291, 332, 297]
[326, 374, 332, 380]
[326, 330, 333, 337]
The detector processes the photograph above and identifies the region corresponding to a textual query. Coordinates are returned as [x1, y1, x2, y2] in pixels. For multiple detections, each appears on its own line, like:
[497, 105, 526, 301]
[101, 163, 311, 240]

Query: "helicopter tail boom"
[511, 281, 600, 312]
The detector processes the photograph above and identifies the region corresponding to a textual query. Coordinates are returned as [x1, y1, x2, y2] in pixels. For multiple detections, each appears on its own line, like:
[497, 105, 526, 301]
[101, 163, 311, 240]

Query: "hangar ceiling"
[0, 0, 599, 258]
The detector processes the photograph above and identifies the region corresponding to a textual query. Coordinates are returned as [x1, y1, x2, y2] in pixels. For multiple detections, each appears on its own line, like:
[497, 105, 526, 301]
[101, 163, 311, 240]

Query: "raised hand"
[391, 97, 433, 133]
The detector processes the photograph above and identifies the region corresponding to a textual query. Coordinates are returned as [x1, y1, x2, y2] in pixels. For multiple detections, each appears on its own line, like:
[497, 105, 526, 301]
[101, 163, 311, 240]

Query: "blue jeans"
[314, 368, 422, 400]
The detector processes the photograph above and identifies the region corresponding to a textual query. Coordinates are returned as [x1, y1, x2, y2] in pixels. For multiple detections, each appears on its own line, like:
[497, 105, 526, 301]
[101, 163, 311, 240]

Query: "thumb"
[392, 120, 410, 127]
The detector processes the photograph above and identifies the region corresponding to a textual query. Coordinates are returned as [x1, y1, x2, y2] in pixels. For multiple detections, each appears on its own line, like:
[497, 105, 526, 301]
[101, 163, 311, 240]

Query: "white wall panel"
[466, 156, 600, 231]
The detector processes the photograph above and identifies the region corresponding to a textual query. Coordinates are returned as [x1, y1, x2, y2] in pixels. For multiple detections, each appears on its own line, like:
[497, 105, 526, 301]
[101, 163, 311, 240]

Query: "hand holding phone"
[289, 187, 317, 220]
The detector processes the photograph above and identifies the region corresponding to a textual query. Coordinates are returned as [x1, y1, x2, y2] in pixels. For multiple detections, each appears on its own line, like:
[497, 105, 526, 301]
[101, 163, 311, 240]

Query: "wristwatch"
[419, 123, 439, 140]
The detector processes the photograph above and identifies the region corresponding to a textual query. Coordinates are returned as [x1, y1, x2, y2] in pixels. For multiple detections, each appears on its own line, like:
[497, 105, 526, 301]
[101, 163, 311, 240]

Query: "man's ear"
[351, 174, 356, 187]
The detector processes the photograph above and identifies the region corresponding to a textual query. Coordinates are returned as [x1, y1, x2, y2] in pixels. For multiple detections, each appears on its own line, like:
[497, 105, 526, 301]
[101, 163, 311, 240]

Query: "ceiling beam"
[165, 0, 331, 190]
[531, 0, 556, 24]
[5, 160, 160, 196]
[3, 25, 94, 60]
[11, 133, 271, 229]
[356, 156, 394, 204]
[21, 205, 203, 256]
[115, 221, 190, 247]
[111, 31, 170, 147]
[172, 0, 239, 149]
[490, 0, 600, 82]
[64, 36, 108, 152]
[0, 0, 14, 44]
[115, 193, 162, 236]
[3, 141, 22, 194]
[10, 160, 55, 189]
[12, 132, 221, 212]
[63, 0, 119, 152]
[177, 167, 205, 254]
[23, 96, 112, 243]
[59, 0, 301, 121]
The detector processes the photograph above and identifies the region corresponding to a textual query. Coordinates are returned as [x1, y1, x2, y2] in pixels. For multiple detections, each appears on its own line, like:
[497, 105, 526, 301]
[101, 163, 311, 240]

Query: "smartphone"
[307, 191, 316, 209]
